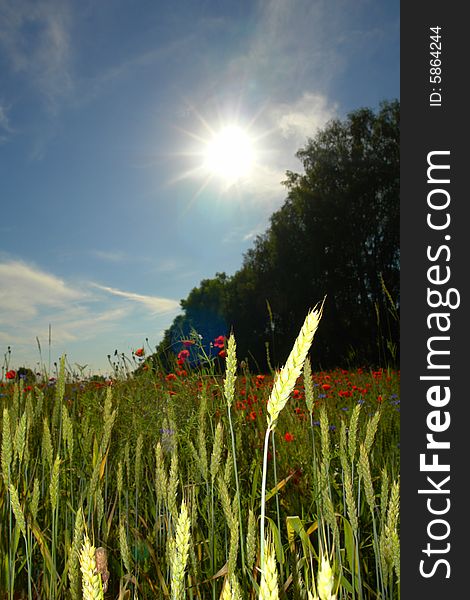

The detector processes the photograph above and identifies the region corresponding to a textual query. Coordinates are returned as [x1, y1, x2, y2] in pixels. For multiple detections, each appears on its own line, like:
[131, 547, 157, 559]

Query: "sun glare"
[203, 125, 255, 185]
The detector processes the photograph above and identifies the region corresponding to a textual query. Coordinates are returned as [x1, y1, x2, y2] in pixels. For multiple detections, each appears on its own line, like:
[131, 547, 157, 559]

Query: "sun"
[202, 125, 256, 185]
[170, 106, 268, 201]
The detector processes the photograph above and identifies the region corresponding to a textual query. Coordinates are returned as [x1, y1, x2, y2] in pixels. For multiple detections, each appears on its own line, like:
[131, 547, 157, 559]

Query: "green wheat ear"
[224, 334, 237, 407]
[267, 302, 324, 429]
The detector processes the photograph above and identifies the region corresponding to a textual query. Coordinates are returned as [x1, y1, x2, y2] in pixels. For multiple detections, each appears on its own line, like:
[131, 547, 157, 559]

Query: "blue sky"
[0, 0, 399, 375]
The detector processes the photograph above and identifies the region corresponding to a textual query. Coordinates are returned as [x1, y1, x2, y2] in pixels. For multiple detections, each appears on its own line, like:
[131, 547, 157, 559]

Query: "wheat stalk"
[210, 422, 224, 483]
[62, 404, 74, 460]
[364, 409, 381, 456]
[380, 467, 389, 529]
[261, 304, 323, 568]
[9, 483, 27, 537]
[49, 454, 61, 512]
[68, 509, 84, 600]
[347, 403, 362, 464]
[358, 443, 375, 513]
[135, 433, 144, 490]
[1, 407, 12, 487]
[246, 508, 257, 573]
[14, 411, 27, 465]
[169, 501, 191, 600]
[155, 441, 168, 506]
[30, 477, 40, 523]
[42, 417, 54, 472]
[197, 393, 209, 481]
[224, 334, 237, 407]
[119, 521, 133, 574]
[167, 448, 179, 520]
[267, 305, 323, 429]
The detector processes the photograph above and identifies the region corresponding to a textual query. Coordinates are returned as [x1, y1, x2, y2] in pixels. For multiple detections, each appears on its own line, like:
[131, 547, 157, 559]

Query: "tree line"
[153, 100, 399, 372]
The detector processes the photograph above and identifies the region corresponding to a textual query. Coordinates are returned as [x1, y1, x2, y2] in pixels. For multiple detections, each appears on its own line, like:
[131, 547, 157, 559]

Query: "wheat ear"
[259, 537, 279, 600]
[79, 535, 103, 600]
[267, 304, 323, 429]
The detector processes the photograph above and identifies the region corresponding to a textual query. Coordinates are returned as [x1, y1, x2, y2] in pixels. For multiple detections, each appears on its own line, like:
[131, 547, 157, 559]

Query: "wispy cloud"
[0, 259, 180, 369]
[0, 0, 73, 113]
[92, 284, 180, 315]
[0, 260, 85, 323]
[90, 250, 130, 264]
[0, 103, 13, 143]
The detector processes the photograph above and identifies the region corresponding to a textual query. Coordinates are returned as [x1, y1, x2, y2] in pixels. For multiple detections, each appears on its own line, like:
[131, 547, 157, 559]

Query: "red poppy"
[6, 370, 16, 380]
[255, 374, 265, 387]
[213, 335, 225, 349]
[182, 339, 195, 347]
[135, 348, 145, 357]
[166, 373, 177, 382]
[178, 349, 190, 360]
[321, 383, 331, 391]
[247, 411, 257, 421]
[218, 349, 227, 358]
[284, 432, 295, 442]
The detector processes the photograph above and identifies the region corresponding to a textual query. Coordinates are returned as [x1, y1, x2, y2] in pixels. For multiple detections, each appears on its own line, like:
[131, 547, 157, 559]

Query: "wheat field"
[1, 310, 399, 599]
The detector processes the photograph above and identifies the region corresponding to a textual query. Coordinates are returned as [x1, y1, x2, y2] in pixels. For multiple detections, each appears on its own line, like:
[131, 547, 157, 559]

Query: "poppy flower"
[166, 373, 177, 382]
[213, 335, 225, 349]
[182, 339, 195, 347]
[6, 370, 16, 380]
[178, 349, 190, 360]
[135, 348, 145, 357]
[218, 349, 227, 358]
[321, 384, 331, 391]
[284, 432, 295, 442]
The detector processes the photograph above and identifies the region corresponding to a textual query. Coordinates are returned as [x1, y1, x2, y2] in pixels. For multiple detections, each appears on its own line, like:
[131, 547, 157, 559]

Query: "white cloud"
[0, 260, 84, 323]
[91, 284, 180, 315]
[272, 92, 338, 145]
[0, 259, 180, 370]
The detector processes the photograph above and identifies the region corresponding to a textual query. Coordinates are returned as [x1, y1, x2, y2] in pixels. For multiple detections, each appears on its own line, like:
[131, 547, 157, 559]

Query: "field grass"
[0, 316, 399, 599]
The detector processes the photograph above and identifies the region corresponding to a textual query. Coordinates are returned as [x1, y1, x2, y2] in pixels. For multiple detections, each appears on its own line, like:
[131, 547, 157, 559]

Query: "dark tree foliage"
[155, 101, 399, 371]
